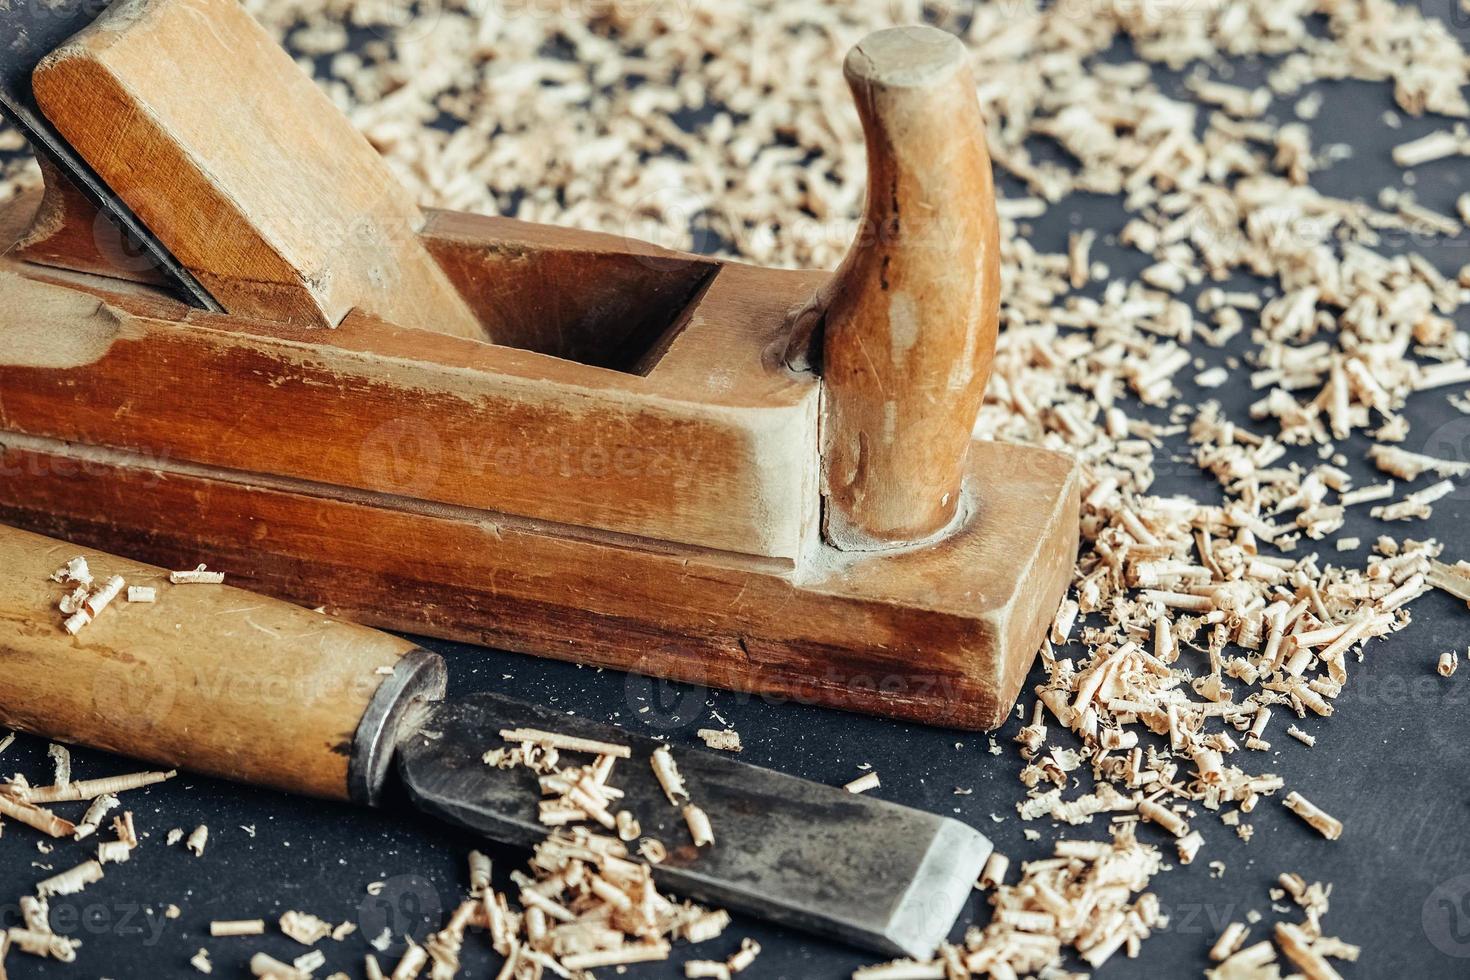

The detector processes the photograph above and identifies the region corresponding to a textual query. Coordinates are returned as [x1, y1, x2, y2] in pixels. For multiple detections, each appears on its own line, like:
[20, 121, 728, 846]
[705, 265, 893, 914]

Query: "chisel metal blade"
[0, 0, 219, 309]
[397, 692, 991, 959]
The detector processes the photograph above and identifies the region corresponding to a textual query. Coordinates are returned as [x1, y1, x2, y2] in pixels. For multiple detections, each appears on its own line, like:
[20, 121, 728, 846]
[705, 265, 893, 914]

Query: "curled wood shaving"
[24, 769, 176, 804]
[1283, 792, 1342, 841]
[695, 729, 742, 753]
[73, 793, 119, 841]
[5, 928, 79, 964]
[46, 745, 70, 789]
[211, 920, 267, 937]
[170, 565, 226, 585]
[250, 952, 309, 979]
[0, 795, 76, 839]
[468, 850, 492, 897]
[682, 804, 715, 847]
[650, 745, 690, 805]
[49, 557, 92, 587]
[280, 910, 334, 945]
[35, 860, 103, 899]
[728, 938, 761, 973]
[499, 728, 632, 760]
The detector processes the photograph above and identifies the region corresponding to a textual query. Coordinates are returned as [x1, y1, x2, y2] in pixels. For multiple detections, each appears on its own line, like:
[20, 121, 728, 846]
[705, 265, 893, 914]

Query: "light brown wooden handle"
[0, 523, 444, 802]
[805, 26, 1002, 551]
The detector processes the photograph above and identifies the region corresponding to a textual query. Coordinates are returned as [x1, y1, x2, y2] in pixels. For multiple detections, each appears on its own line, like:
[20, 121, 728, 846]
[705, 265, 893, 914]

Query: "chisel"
[0, 522, 991, 958]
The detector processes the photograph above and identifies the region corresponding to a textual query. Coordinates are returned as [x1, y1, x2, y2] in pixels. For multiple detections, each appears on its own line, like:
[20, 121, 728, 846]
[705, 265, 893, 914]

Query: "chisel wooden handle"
[0, 524, 444, 803]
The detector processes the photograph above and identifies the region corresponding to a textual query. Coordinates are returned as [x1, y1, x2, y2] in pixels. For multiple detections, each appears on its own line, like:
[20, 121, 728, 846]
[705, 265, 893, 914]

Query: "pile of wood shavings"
[1206, 873, 1358, 980]
[451, 728, 751, 978]
[858, 826, 1164, 979]
[171, 729, 751, 978]
[0, 738, 171, 975]
[46, 555, 222, 635]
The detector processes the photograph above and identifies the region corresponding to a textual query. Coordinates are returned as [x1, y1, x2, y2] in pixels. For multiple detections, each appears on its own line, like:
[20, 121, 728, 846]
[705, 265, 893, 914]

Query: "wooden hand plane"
[0, 0, 1079, 730]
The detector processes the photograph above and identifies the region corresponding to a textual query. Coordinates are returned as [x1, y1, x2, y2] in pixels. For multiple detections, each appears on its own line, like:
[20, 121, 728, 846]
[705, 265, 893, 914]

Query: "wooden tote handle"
[0, 524, 445, 804]
[796, 26, 1002, 552]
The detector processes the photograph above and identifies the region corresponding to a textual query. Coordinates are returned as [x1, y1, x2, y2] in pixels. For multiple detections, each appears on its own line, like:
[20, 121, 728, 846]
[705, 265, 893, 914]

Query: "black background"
[2, 2, 1470, 977]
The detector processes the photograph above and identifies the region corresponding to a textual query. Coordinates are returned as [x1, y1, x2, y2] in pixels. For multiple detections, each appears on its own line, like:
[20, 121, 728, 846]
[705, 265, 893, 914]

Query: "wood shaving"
[695, 729, 742, 753]
[468, 850, 492, 896]
[638, 838, 667, 865]
[5, 928, 79, 964]
[615, 809, 640, 842]
[250, 952, 309, 979]
[1287, 726, 1316, 747]
[72, 793, 119, 841]
[46, 745, 70, 788]
[650, 745, 690, 805]
[169, 565, 225, 585]
[281, 911, 334, 945]
[24, 769, 176, 803]
[49, 557, 92, 587]
[1210, 922, 1249, 962]
[978, 852, 1009, 889]
[859, 826, 1161, 976]
[186, 825, 209, 857]
[1430, 560, 1470, 605]
[1283, 792, 1342, 840]
[293, 949, 326, 974]
[844, 771, 881, 795]
[728, 938, 761, 973]
[97, 840, 133, 865]
[35, 860, 103, 899]
[683, 804, 715, 847]
[0, 795, 75, 839]
[499, 728, 631, 760]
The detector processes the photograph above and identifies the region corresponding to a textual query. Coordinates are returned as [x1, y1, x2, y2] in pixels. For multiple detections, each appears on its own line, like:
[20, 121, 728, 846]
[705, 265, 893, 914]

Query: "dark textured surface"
[3, 5, 1470, 979]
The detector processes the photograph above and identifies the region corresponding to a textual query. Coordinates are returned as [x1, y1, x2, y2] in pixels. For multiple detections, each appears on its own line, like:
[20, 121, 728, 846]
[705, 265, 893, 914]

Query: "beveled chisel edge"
[881, 816, 992, 959]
